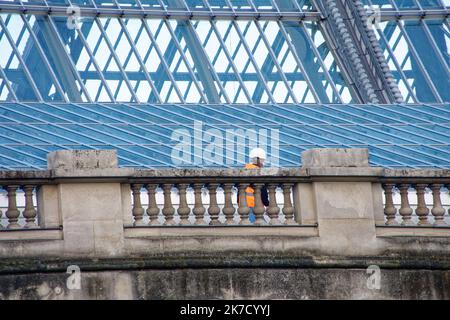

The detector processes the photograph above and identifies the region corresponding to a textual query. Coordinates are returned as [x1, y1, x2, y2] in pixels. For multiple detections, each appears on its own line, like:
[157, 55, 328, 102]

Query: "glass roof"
[361, 0, 449, 9]
[1, 102, 449, 170]
[0, 0, 448, 171]
[0, 0, 448, 104]
[374, 18, 450, 103]
[0, 12, 354, 104]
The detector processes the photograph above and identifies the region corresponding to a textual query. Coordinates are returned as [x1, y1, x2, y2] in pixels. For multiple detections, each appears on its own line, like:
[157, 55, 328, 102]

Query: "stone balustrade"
[382, 182, 450, 227]
[0, 185, 39, 229]
[129, 182, 295, 226]
[0, 150, 449, 234]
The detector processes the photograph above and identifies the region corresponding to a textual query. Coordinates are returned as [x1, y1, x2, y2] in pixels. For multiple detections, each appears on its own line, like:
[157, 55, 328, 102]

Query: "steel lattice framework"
[0, 0, 448, 104]
[0, 0, 449, 169]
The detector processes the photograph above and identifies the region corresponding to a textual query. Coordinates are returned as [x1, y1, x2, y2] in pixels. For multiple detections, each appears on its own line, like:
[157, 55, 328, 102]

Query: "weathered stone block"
[37, 185, 61, 228]
[47, 150, 118, 170]
[313, 182, 374, 219]
[302, 148, 369, 167]
[93, 220, 125, 256]
[63, 221, 95, 255]
[293, 183, 316, 225]
[58, 183, 123, 221]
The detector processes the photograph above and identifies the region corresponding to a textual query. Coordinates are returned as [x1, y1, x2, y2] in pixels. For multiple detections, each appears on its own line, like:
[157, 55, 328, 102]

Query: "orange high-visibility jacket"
[244, 163, 258, 207]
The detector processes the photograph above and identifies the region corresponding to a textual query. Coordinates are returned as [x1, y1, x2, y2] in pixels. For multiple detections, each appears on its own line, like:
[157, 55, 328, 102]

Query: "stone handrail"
[129, 179, 297, 227]
[1, 165, 449, 230]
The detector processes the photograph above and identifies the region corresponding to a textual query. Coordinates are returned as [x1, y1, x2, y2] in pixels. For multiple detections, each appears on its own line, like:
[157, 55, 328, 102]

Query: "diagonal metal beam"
[36, 16, 85, 102]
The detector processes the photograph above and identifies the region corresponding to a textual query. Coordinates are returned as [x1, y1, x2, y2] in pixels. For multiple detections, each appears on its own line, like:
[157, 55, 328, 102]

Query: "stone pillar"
[146, 184, 160, 226]
[23, 185, 38, 228]
[177, 184, 190, 226]
[252, 183, 266, 225]
[415, 184, 430, 226]
[192, 183, 206, 225]
[131, 184, 145, 226]
[162, 184, 175, 225]
[266, 183, 280, 225]
[431, 184, 446, 226]
[47, 150, 127, 257]
[398, 184, 414, 226]
[382, 183, 397, 226]
[237, 183, 251, 225]
[281, 183, 295, 225]
[222, 183, 236, 225]
[207, 183, 221, 225]
[5, 185, 20, 229]
[302, 148, 378, 255]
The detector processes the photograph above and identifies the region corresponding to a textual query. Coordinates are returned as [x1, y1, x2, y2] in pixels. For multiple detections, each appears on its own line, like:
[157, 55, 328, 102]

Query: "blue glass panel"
[93, 0, 120, 8]
[416, 0, 446, 9]
[139, 0, 163, 8]
[377, 21, 437, 102]
[161, 0, 187, 10]
[70, 0, 96, 6]
[0, 145, 47, 168]
[45, 0, 72, 5]
[18, 0, 46, 4]
[0, 103, 450, 168]
[403, 20, 450, 102]
[425, 20, 450, 70]
[252, 0, 277, 11]
[184, 0, 210, 10]
[0, 11, 353, 103]
[393, 0, 418, 9]
[361, 0, 393, 8]
[229, 0, 254, 10]
[3, 103, 443, 169]
[0, 103, 44, 122]
[296, 0, 312, 10]
[0, 15, 38, 101]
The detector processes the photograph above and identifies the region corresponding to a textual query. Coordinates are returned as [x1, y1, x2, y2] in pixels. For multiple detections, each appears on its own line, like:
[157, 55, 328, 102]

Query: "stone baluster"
[177, 183, 191, 226]
[207, 183, 221, 225]
[383, 183, 398, 225]
[282, 183, 295, 225]
[131, 184, 145, 226]
[145, 184, 160, 225]
[162, 184, 175, 225]
[237, 183, 250, 225]
[23, 185, 38, 228]
[192, 183, 206, 225]
[6, 185, 21, 229]
[222, 183, 236, 225]
[415, 184, 430, 226]
[399, 184, 414, 226]
[431, 184, 446, 226]
[266, 184, 280, 225]
[252, 183, 266, 225]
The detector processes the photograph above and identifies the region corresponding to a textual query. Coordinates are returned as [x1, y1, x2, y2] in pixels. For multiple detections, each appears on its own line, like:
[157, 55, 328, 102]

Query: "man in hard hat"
[244, 148, 269, 223]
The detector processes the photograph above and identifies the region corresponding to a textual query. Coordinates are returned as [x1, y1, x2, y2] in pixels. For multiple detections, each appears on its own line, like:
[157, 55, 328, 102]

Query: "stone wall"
[0, 148, 449, 299]
[0, 268, 448, 300]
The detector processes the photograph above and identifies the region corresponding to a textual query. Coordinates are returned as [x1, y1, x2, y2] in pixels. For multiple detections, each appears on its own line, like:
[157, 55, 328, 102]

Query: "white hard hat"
[249, 147, 266, 160]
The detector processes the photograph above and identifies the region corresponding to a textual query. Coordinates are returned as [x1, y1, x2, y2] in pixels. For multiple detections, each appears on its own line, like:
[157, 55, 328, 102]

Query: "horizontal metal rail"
[0, 4, 448, 20]
[0, 4, 321, 21]
[377, 9, 450, 21]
